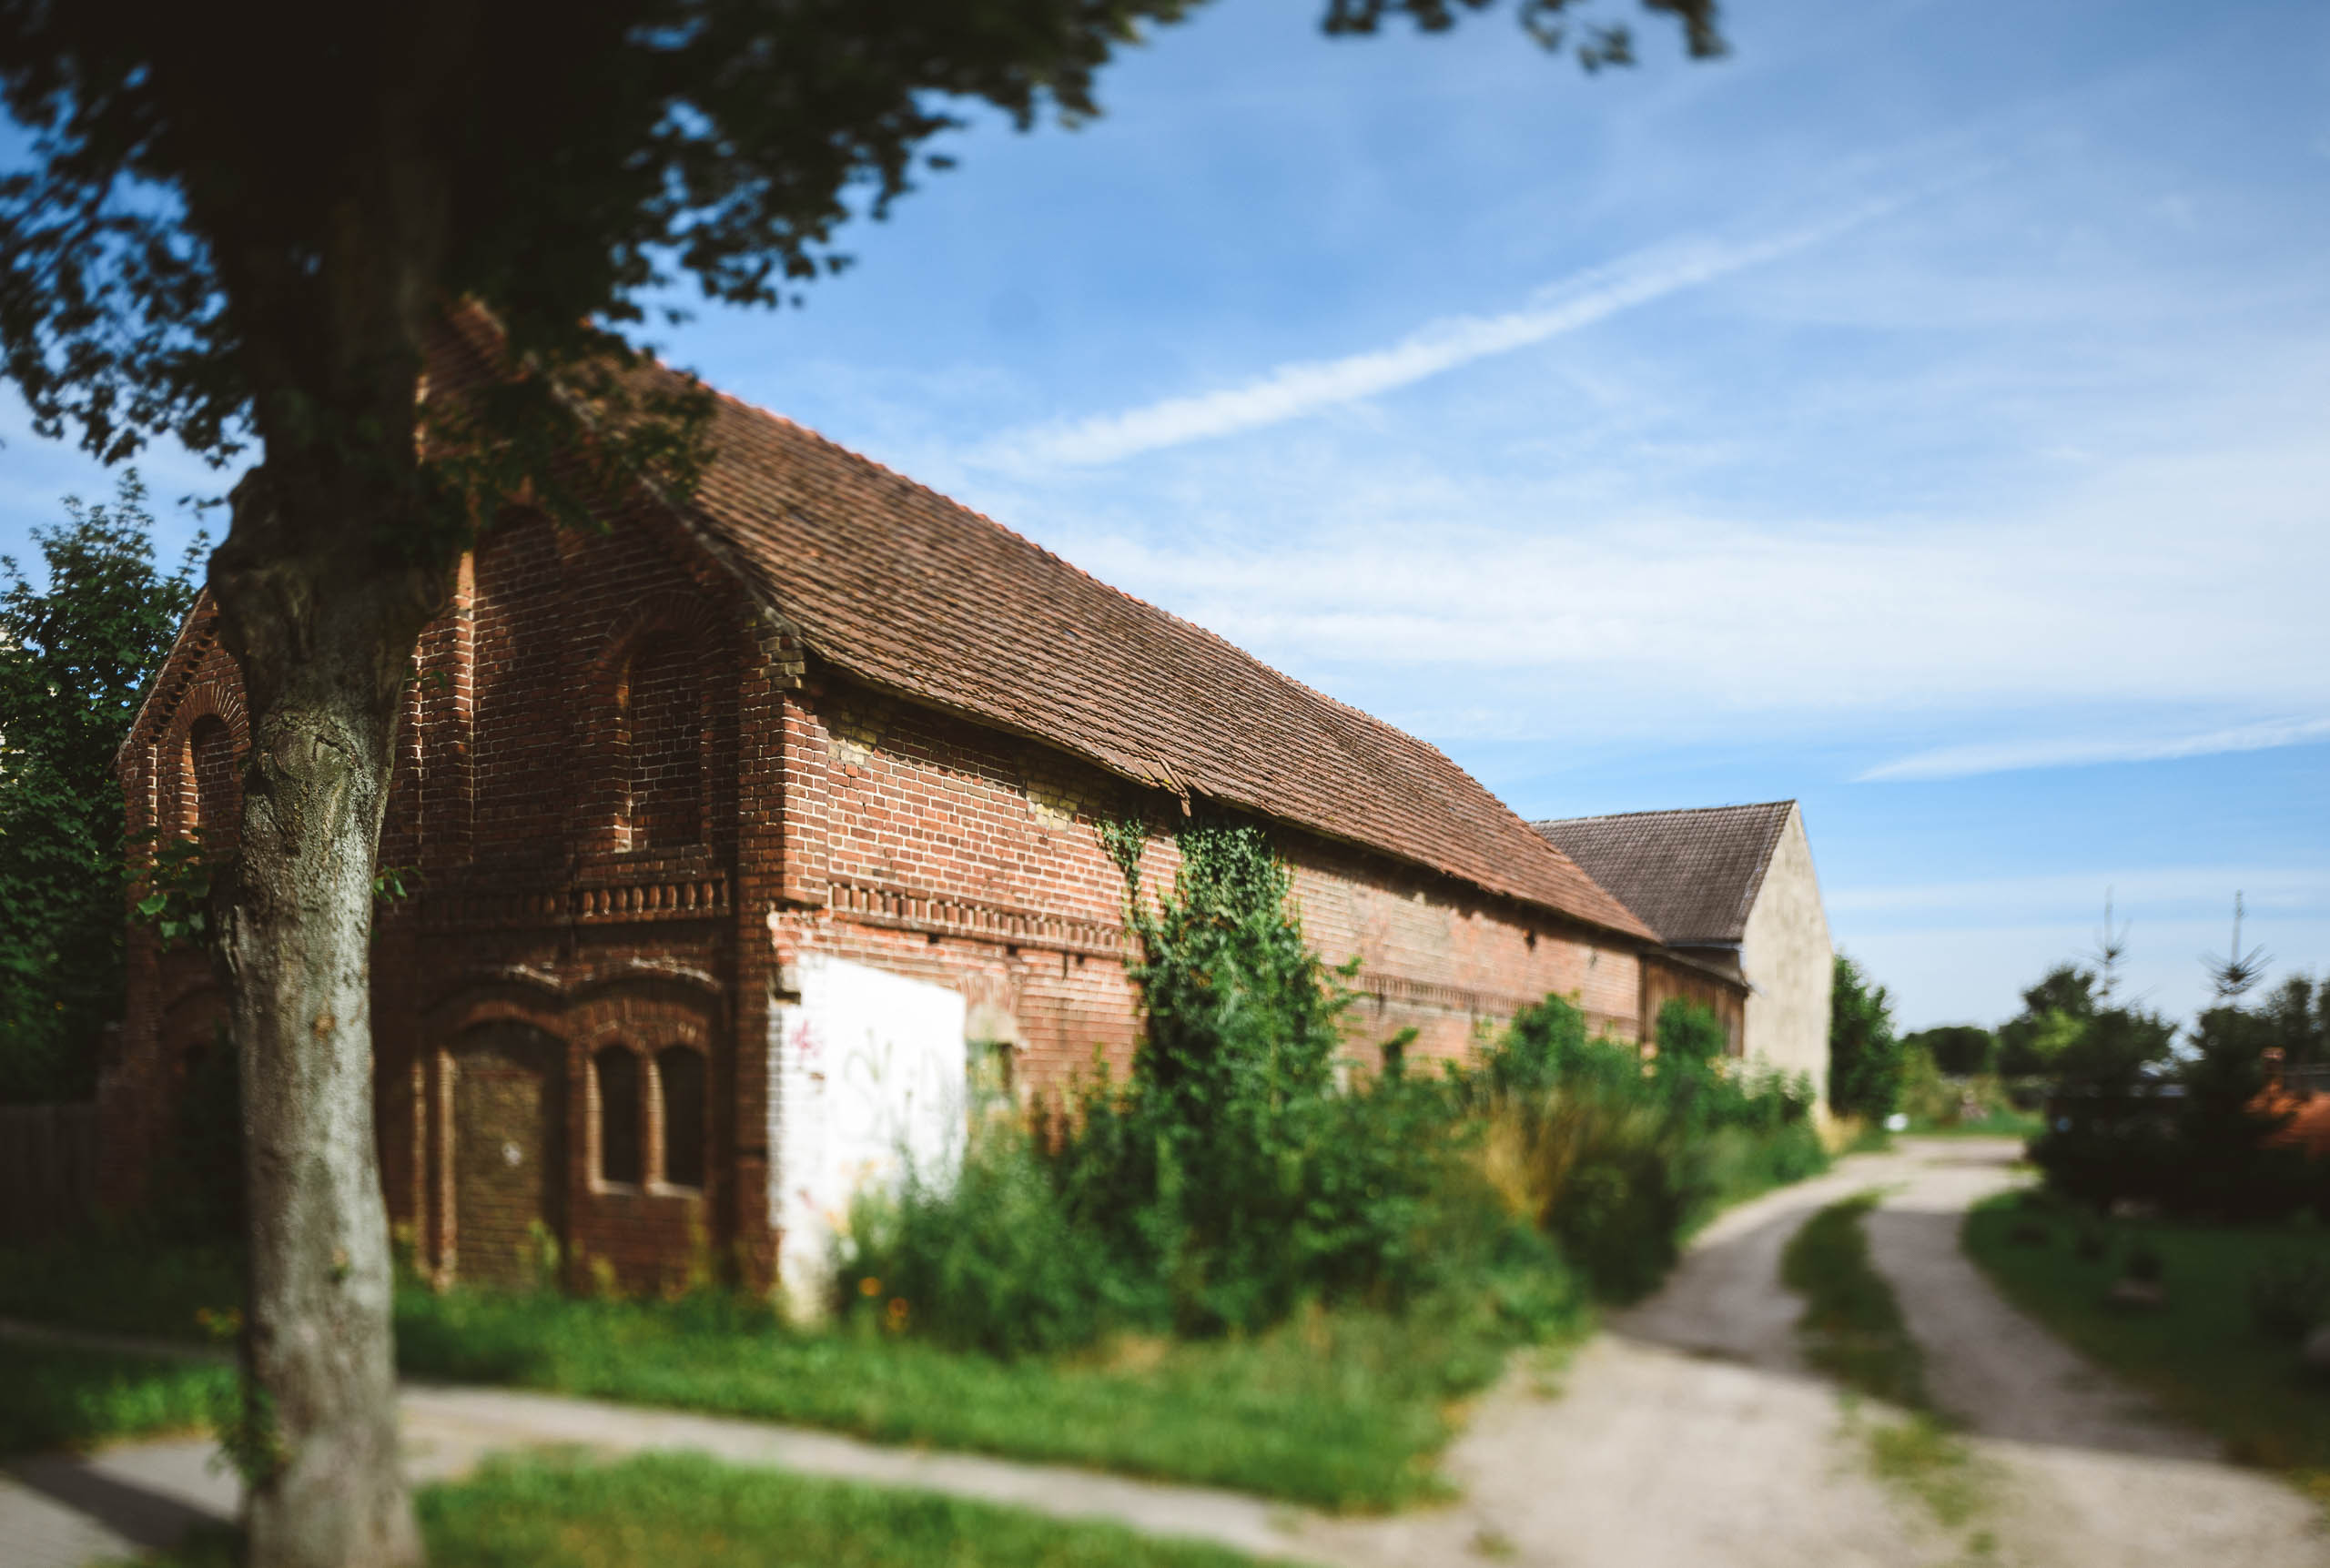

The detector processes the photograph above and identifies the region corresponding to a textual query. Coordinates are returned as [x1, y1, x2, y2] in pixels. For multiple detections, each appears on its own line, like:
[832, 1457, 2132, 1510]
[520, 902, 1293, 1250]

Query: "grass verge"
[1962, 1191, 2330, 1502]
[1907, 1110, 2042, 1139]
[392, 1283, 1546, 1511]
[1781, 1190, 1991, 1551]
[1780, 1191, 1930, 1409]
[0, 1339, 233, 1455]
[0, 1236, 1563, 1510]
[132, 1450, 1261, 1567]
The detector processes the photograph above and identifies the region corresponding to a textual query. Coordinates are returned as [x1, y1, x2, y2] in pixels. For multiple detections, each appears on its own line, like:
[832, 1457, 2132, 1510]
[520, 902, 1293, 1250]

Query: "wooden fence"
[0, 1102, 97, 1241]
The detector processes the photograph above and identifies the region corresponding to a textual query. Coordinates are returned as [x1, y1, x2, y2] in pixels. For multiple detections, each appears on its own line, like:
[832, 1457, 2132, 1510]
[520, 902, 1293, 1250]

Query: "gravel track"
[1314, 1137, 2325, 1568]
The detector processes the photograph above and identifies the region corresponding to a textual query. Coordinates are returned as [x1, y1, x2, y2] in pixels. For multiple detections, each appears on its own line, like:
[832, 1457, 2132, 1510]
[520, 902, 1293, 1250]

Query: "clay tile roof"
[1532, 802, 1797, 946]
[696, 394, 1654, 940]
[425, 316, 1649, 941]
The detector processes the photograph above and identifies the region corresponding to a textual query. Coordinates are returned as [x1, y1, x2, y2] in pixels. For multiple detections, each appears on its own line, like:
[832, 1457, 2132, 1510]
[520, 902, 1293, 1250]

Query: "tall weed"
[1466, 996, 1826, 1299]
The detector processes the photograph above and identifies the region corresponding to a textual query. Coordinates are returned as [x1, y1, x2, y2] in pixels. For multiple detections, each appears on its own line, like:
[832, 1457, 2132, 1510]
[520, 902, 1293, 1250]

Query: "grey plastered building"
[1534, 801, 1834, 1102]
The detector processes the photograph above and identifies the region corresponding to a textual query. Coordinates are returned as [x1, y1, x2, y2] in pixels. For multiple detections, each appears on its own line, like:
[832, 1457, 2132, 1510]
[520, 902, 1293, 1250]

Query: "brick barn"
[113, 317, 1680, 1298]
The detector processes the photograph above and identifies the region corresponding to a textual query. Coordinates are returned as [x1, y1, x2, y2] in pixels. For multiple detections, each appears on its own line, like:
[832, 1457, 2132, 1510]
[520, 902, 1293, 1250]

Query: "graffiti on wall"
[769, 955, 967, 1313]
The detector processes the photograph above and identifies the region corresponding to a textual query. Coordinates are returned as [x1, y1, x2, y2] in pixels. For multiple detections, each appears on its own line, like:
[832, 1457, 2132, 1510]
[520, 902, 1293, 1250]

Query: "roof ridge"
[702, 384, 1481, 762]
[697, 387, 1632, 924]
[1532, 800, 1799, 946]
[705, 383, 1275, 656]
[1533, 799, 1797, 827]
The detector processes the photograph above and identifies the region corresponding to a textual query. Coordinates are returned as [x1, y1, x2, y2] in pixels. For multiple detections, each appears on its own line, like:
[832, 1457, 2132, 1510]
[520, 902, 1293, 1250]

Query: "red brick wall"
[104, 605, 248, 1209]
[118, 507, 1652, 1294]
[369, 499, 766, 1294]
[766, 674, 1643, 1098]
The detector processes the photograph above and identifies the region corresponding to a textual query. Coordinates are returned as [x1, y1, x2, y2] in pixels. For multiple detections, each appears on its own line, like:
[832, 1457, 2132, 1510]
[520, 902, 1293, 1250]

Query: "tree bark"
[209, 464, 446, 1568]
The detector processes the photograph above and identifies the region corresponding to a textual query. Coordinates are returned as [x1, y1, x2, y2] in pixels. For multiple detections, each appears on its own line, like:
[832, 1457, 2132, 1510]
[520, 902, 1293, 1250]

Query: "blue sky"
[4, 0, 2325, 1030]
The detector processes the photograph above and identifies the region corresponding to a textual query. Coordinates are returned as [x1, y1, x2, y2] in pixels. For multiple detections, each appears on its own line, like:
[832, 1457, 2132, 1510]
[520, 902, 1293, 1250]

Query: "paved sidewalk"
[0, 1437, 234, 1568]
[0, 1340, 1342, 1568]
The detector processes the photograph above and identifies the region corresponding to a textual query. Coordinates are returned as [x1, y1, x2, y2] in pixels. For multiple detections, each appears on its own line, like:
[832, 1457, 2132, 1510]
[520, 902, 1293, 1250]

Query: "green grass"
[134, 1450, 1263, 1567]
[1906, 1109, 2042, 1139]
[0, 1235, 1560, 1510]
[393, 1283, 1542, 1511]
[1782, 1190, 1993, 1549]
[1780, 1191, 1930, 1409]
[1864, 1412, 1987, 1538]
[0, 1339, 234, 1455]
[1697, 1122, 1834, 1219]
[1963, 1191, 2330, 1500]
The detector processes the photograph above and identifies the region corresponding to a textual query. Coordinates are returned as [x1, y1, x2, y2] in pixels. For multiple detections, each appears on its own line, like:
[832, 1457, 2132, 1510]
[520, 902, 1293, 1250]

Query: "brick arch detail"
[154, 659, 250, 844]
[576, 591, 742, 857]
[420, 979, 721, 1284]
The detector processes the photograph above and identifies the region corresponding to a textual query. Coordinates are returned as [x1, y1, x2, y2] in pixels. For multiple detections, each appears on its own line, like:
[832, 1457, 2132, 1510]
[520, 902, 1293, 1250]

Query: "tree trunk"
[209, 465, 446, 1568]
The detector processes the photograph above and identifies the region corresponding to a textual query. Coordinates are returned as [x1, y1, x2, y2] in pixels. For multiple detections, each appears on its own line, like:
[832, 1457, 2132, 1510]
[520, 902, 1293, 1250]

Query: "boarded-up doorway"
[451, 1024, 565, 1287]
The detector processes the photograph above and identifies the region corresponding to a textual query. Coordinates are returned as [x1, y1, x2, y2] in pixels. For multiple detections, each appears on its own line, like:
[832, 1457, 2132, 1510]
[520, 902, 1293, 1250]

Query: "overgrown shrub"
[2176, 1007, 2305, 1223]
[846, 817, 1544, 1354]
[1897, 1040, 1953, 1127]
[2031, 1004, 2311, 1222]
[1480, 1075, 1688, 1300]
[2026, 1115, 2177, 1212]
[847, 821, 1827, 1353]
[846, 1118, 1137, 1357]
[1467, 995, 1824, 1300]
[1903, 1025, 1996, 1077]
[2248, 1254, 2330, 1341]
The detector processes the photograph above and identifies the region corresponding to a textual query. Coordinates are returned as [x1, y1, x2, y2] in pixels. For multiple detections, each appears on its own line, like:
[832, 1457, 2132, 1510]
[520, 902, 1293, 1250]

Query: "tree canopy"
[1828, 952, 1900, 1119]
[1900, 1023, 1995, 1077]
[2257, 974, 2330, 1067]
[0, 0, 1720, 543]
[0, 6, 1724, 1563]
[0, 471, 200, 1100]
[1991, 962, 2174, 1084]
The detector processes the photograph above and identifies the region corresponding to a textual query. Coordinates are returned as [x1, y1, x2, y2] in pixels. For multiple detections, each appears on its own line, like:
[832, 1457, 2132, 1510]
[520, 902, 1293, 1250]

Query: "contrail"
[981, 196, 1904, 470]
[1859, 716, 2330, 783]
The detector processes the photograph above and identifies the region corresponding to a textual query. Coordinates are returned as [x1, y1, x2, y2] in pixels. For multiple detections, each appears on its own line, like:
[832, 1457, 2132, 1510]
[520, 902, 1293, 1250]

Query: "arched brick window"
[655, 1046, 706, 1191]
[593, 1046, 643, 1187]
[184, 715, 239, 854]
[623, 636, 703, 850]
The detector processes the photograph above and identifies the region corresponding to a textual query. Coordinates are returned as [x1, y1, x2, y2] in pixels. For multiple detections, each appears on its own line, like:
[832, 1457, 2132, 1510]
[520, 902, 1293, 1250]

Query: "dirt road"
[1312, 1136, 2325, 1568]
[7, 1138, 2321, 1567]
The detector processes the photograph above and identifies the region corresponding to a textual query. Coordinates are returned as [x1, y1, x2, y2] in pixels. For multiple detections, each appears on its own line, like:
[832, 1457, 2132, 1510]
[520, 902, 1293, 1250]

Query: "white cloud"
[1858, 716, 2330, 783]
[977, 197, 1903, 470]
[1829, 865, 2330, 918]
[1006, 407, 2330, 744]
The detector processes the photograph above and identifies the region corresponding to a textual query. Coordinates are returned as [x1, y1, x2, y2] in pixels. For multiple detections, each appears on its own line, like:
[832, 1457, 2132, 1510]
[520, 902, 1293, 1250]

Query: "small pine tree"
[2202, 892, 2270, 1005]
[2176, 1005, 2302, 1221]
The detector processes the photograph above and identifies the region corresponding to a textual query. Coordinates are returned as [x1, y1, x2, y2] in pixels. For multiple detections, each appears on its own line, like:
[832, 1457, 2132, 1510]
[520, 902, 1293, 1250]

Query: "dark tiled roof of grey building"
[1531, 802, 1797, 946]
